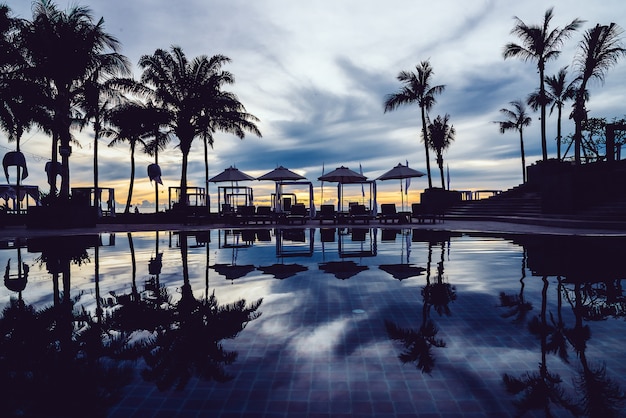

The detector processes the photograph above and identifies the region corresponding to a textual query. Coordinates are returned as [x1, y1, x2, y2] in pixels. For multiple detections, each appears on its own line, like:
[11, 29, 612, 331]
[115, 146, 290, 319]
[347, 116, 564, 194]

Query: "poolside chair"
[379, 204, 399, 224]
[286, 203, 308, 224]
[237, 205, 255, 224]
[318, 204, 337, 224]
[254, 206, 274, 224]
[349, 204, 370, 224]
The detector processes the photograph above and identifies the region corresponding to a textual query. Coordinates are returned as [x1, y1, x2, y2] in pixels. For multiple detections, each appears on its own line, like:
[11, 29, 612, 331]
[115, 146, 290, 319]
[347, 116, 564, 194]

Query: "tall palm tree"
[142, 101, 171, 213]
[504, 7, 583, 162]
[19, 0, 128, 200]
[137, 46, 261, 208]
[426, 114, 455, 190]
[495, 100, 532, 183]
[104, 100, 152, 214]
[544, 67, 577, 160]
[77, 68, 130, 213]
[571, 23, 626, 165]
[384, 60, 445, 189]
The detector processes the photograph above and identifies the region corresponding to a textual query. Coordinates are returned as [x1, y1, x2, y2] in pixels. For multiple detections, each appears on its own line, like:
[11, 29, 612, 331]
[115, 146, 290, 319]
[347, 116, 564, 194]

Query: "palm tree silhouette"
[141, 101, 171, 213]
[137, 47, 261, 208]
[571, 23, 626, 164]
[503, 7, 582, 162]
[544, 68, 577, 161]
[104, 100, 154, 214]
[141, 231, 263, 390]
[384, 60, 445, 189]
[20, 1, 128, 200]
[426, 114, 455, 190]
[565, 281, 626, 416]
[77, 71, 129, 213]
[503, 276, 580, 417]
[495, 100, 532, 183]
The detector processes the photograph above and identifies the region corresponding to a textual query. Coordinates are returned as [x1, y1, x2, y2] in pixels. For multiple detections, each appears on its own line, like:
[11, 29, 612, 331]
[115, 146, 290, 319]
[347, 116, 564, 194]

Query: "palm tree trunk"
[204, 137, 209, 213]
[539, 65, 548, 161]
[154, 151, 159, 214]
[93, 119, 100, 214]
[50, 132, 59, 197]
[556, 106, 562, 160]
[125, 142, 135, 214]
[420, 108, 433, 189]
[519, 129, 527, 183]
[437, 154, 445, 189]
[180, 150, 189, 207]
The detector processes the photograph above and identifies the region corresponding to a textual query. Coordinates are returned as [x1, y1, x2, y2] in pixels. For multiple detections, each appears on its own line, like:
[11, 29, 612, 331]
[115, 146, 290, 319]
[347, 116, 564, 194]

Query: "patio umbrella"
[319, 260, 369, 280]
[377, 163, 425, 211]
[379, 264, 425, 281]
[257, 263, 308, 279]
[257, 166, 306, 181]
[209, 166, 256, 183]
[318, 166, 367, 211]
[209, 166, 256, 209]
[257, 166, 306, 213]
[318, 166, 366, 183]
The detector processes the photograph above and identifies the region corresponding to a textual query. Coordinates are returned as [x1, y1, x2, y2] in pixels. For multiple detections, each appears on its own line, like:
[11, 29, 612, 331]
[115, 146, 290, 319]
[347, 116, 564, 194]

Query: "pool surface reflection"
[1, 227, 626, 417]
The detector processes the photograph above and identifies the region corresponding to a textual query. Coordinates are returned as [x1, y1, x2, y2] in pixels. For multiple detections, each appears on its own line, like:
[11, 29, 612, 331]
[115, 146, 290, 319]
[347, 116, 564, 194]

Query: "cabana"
[71, 187, 116, 217]
[272, 181, 316, 218]
[0, 184, 40, 214]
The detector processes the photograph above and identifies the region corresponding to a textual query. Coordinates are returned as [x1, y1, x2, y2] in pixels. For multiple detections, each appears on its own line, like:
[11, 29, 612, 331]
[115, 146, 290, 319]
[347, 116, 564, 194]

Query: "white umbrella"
[377, 163, 425, 211]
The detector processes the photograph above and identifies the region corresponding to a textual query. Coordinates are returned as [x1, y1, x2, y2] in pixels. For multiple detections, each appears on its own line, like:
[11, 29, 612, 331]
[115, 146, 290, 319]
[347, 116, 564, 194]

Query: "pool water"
[1, 227, 626, 418]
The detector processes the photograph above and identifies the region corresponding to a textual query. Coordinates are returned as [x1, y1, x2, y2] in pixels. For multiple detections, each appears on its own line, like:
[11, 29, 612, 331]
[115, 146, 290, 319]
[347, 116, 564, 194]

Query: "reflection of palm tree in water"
[503, 276, 580, 416]
[385, 238, 452, 373]
[565, 281, 625, 417]
[2, 236, 133, 417]
[423, 240, 456, 316]
[499, 247, 533, 323]
[141, 231, 263, 390]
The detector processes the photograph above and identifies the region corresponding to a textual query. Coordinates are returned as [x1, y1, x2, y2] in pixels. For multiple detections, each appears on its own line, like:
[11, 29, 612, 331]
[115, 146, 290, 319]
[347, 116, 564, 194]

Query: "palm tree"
[142, 101, 171, 213]
[495, 100, 532, 183]
[77, 69, 130, 213]
[544, 68, 577, 160]
[137, 46, 261, 208]
[571, 23, 626, 165]
[104, 100, 152, 214]
[426, 114, 455, 190]
[19, 0, 128, 200]
[384, 60, 445, 189]
[504, 7, 583, 162]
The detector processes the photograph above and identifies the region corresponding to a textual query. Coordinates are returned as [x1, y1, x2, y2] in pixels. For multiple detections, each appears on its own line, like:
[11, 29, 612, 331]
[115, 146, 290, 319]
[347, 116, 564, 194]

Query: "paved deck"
[2, 215, 625, 240]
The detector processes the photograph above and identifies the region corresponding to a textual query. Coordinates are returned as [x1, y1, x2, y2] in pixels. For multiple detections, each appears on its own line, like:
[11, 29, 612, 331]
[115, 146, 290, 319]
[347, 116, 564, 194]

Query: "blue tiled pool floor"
[2, 229, 625, 418]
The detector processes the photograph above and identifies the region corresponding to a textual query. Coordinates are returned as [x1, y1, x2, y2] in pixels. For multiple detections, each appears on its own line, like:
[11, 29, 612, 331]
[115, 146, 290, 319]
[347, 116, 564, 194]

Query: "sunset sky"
[3, 0, 626, 211]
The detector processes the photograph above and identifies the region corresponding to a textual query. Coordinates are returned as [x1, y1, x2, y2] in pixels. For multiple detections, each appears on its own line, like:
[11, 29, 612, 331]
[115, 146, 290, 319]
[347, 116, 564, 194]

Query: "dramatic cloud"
[4, 0, 626, 210]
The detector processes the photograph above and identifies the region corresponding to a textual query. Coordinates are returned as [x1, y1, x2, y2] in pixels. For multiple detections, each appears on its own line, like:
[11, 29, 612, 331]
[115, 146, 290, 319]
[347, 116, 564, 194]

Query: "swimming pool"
[1, 227, 625, 417]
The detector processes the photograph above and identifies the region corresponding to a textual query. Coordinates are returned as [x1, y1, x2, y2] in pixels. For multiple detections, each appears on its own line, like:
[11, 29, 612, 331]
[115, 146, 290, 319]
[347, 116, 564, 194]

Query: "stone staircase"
[445, 185, 543, 219]
[445, 183, 626, 227]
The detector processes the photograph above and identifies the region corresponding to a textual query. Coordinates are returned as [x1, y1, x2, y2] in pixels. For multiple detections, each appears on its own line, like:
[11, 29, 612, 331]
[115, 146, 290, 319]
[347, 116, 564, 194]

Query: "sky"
[3, 0, 626, 211]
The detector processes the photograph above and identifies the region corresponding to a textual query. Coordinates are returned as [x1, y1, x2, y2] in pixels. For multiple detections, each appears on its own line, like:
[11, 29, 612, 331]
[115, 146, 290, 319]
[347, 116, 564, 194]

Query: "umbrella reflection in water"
[257, 263, 308, 280]
[319, 260, 369, 280]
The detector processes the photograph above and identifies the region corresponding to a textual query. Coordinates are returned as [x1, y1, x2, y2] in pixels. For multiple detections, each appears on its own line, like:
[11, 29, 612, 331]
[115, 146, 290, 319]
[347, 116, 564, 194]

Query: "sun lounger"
[286, 203, 308, 224]
[318, 204, 337, 224]
[253, 206, 274, 224]
[378, 204, 400, 224]
[349, 204, 371, 224]
[410, 203, 444, 224]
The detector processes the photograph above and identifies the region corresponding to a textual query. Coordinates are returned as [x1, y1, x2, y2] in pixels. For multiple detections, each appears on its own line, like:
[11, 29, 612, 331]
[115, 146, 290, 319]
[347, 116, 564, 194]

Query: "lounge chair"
[349, 204, 370, 224]
[379, 204, 400, 224]
[236, 205, 256, 224]
[318, 204, 337, 224]
[253, 206, 274, 224]
[286, 203, 308, 224]
[411, 203, 443, 224]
